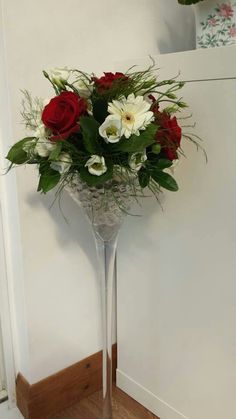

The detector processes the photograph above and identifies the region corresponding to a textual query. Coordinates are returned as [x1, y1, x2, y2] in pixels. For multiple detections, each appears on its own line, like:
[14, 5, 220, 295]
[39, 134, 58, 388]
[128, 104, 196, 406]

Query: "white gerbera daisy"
[108, 93, 154, 139]
[99, 115, 123, 143]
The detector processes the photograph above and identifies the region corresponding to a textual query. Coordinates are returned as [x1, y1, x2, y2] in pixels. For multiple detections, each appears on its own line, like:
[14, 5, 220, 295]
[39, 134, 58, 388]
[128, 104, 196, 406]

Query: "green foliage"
[138, 169, 150, 189]
[80, 159, 113, 187]
[37, 163, 61, 193]
[6, 137, 35, 164]
[113, 124, 157, 153]
[80, 116, 101, 154]
[93, 99, 108, 123]
[21, 90, 44, 131]
[151, 170, 178, 192]
[139, 159, 175, 190]
[49, 142, 62, 161]
[154, 159, 173, 170]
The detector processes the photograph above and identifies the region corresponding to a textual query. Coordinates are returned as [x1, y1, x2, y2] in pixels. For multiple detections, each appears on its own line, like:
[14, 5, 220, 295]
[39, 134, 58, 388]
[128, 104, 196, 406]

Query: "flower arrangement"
[6, 64, 200, 202]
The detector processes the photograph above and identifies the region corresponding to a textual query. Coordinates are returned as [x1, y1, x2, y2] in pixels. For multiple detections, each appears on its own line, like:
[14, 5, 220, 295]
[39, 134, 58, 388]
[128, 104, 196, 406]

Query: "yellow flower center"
[122, 112, 135, 125]
[106, 125, 118, 136]
[135, 155, 141, 165]
[92, 163, 103, 170]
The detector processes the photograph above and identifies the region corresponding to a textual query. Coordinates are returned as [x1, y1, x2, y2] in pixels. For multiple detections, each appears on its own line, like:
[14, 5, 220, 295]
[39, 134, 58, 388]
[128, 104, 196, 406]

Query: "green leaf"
[80, 116, 101, 154]
[93, 99, 108, 124]
[79, 159, 113, 187]
[37, 167, 61, 193]
[6, 137, 35, 164]
[151, 170, 178, 192]
[48, 141, 62, 161]
[138, 169, 150, 188]
[113, 124, 157, 153]
[156, 159, 173, 170]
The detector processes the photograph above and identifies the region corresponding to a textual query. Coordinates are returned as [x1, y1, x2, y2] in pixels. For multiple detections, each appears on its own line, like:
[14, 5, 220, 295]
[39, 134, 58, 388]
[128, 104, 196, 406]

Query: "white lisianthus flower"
[47, 67, 70, 88]
[22, 139, 37, 158]
[34, 123, 56, 157]
[50, 153, 72, 174]
[35, 138, 56, 158]
[99, 115, 123, 143]
[129, 150, 147, 172]
[73, 77, 94, 98]
[34, 123, 49, 140]
[87, 99, 93, 116]
[108, 93, 154, 139]
[85, 155, 107, 176]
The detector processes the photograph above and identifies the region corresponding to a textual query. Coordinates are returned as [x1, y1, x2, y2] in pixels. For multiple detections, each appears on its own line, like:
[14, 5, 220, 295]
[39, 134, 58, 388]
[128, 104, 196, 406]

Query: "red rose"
[148, 95, 160, 115]
[42, 91, 87, 140]
[93, 72, 128, 92]
[155, 112, 182, 161]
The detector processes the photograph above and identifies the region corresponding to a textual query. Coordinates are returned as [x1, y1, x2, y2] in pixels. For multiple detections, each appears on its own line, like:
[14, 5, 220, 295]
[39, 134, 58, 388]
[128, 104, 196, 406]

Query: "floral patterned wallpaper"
[197, 2, 236, 47]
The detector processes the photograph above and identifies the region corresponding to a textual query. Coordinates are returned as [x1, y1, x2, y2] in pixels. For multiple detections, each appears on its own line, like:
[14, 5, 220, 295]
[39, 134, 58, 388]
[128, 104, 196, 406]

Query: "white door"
[117, 46, 236, 419]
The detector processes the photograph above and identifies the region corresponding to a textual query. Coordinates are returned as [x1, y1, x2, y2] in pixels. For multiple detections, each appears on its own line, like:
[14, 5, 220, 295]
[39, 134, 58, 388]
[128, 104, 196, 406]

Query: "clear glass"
[66, 174, 135, 419]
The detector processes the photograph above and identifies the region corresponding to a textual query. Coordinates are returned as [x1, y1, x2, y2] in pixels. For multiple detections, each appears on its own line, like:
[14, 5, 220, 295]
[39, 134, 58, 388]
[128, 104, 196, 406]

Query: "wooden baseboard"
[16, 344, 117, 419]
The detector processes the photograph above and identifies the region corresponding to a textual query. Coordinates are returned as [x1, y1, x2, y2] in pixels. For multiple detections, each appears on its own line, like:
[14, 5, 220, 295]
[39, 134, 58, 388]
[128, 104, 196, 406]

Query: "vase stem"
[94, 233, 118, 419]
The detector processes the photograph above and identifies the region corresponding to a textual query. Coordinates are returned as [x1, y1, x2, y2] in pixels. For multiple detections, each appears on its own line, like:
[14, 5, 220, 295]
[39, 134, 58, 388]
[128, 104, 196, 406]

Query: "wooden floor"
[53, 385, 159, 419]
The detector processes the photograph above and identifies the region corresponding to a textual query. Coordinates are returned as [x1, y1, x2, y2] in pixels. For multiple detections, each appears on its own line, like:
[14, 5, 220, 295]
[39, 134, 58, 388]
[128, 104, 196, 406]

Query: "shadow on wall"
[25, 175, 165, 270]
[151, 0, 196, 54]
[26, 187, 98, 273]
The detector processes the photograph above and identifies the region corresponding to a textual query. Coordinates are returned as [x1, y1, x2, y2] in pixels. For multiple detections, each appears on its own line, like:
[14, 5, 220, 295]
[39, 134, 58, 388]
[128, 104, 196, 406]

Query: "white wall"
[117, 47, 236, 419]
[155, 0, 195, 53]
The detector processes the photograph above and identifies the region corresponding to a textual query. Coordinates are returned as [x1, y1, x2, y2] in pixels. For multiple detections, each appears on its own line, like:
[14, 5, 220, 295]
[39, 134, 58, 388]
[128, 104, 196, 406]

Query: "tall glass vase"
[66, 174, 135, 419]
